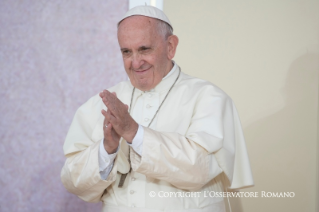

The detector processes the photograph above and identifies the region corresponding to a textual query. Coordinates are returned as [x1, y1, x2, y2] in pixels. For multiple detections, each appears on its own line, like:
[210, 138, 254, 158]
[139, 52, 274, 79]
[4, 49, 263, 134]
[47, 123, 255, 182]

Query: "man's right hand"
[102, 108, 121, 154]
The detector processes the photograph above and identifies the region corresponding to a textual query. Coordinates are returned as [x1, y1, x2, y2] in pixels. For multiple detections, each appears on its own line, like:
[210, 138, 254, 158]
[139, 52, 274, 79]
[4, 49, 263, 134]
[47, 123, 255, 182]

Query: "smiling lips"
[134, 66, 152, 75]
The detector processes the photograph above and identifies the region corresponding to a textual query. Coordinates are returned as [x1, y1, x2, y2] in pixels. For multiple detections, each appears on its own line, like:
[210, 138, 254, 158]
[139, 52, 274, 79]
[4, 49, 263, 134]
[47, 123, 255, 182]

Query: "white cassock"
[61, 62, 254, 212]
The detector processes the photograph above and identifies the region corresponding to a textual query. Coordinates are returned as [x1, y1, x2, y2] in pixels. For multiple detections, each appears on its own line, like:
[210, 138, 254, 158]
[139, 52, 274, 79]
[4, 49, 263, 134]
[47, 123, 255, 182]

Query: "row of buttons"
[144, 103, 152, 123]
[131, 176, 137, 207]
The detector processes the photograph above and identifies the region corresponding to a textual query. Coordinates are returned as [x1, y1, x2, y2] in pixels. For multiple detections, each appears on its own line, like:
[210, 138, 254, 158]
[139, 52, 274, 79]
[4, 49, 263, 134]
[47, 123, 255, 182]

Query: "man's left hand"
[99, 90, 138, 143]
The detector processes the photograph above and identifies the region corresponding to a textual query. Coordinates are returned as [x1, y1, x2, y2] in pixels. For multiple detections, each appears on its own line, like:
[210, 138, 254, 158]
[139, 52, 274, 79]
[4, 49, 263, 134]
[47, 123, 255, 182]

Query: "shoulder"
[177, 72, 232, 102]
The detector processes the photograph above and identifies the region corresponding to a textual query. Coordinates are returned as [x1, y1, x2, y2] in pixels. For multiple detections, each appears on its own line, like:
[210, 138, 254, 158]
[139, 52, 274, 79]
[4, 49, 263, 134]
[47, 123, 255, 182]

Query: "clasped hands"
[99, 90, 138, 154]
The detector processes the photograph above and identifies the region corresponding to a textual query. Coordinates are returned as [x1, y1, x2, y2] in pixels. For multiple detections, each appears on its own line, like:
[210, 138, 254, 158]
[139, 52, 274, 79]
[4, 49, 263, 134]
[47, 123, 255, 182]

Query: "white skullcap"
[118, 5, 173, 31]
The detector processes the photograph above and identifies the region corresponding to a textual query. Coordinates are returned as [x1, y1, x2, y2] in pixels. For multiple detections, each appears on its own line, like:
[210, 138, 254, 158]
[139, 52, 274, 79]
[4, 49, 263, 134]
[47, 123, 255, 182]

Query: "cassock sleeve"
[60, 95, 117, 202]
[129, 86, 254, 191]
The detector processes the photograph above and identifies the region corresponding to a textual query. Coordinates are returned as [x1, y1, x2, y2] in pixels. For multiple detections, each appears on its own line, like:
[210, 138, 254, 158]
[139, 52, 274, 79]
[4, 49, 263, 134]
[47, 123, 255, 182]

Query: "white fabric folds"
[61, 65, 253, 211]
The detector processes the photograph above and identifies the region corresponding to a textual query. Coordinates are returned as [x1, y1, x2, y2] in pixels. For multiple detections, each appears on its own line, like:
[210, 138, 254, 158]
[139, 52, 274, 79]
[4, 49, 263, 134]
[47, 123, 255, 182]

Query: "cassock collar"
[133, 61, 180, 95]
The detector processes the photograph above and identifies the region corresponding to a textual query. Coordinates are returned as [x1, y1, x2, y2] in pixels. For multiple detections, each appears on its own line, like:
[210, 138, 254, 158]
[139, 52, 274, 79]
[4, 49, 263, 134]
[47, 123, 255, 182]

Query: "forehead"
[118, 15, 157, 32]
[117, 16, 161, 46]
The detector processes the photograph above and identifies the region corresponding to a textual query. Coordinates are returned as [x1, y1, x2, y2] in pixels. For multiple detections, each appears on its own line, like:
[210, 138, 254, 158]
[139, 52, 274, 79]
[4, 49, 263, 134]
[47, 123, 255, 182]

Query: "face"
[117, 16, 176, 91]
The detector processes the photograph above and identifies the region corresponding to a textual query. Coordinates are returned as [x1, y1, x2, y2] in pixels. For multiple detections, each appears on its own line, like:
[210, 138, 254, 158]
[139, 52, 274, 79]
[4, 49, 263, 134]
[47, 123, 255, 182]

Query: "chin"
[131, 78, 152, 91]
[135, 83, 152, 91]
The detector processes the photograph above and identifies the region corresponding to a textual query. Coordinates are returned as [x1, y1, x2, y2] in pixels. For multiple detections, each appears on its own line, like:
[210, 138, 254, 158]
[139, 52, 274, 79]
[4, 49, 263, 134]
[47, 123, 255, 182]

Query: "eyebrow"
[120, 46, 151, 51]
[139, 46, 150, 49]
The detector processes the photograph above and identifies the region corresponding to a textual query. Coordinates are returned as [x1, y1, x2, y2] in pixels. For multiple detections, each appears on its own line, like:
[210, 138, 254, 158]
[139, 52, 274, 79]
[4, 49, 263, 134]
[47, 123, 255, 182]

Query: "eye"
[121, 49, 131, 56]
[139, 46, 151, 53]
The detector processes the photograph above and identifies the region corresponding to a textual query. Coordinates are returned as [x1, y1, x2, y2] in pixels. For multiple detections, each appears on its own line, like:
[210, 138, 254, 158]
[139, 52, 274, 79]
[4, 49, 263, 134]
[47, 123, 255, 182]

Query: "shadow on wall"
[226, 53, 318, 212]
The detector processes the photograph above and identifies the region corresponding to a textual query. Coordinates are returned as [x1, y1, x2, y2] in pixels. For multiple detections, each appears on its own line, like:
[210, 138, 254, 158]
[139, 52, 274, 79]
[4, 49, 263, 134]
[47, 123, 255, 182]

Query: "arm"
[124, 122, 216, 191]
[130, 128, 223, 191]
[130, 92, 254, 190]
[127, 88, 228, 190]
[61, 140, 118, 202]
[102, 87, 253, 191]
[128, 89, 246, 190]
[60, 95, 118, 202]
[99, 139, 119, 180]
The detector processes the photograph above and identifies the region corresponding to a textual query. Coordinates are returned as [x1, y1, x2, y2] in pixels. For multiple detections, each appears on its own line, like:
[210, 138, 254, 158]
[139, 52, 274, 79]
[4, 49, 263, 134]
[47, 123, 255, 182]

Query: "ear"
[166, 35, 179, 60]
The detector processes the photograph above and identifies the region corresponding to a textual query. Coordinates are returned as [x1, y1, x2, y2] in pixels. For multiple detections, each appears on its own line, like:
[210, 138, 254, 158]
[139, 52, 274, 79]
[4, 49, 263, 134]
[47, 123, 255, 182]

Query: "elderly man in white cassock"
[61, 5, 254, 212]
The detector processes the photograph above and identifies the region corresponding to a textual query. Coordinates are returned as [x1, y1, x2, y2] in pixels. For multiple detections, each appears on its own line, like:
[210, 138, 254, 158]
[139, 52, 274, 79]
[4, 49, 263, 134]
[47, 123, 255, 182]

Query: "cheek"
[147, 55, 157, 65]
[123, 59, 131, 71]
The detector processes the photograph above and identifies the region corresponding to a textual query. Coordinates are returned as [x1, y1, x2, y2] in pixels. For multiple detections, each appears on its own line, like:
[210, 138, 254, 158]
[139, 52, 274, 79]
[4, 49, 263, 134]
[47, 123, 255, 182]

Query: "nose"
[131, 53, 144, 71]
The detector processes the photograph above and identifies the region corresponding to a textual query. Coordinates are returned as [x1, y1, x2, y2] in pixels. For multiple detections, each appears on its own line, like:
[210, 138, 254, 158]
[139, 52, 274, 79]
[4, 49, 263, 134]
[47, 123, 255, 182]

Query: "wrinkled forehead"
[117, 16, 164, 48]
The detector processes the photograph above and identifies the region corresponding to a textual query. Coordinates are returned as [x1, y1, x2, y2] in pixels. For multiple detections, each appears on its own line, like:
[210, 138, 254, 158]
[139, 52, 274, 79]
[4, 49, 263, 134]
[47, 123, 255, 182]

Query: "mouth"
[134, 66, 152, 75]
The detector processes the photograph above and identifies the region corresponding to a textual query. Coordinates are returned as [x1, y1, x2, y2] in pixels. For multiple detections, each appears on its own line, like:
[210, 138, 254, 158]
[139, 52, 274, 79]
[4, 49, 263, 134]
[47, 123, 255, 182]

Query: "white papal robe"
[61, 63, 254, 212]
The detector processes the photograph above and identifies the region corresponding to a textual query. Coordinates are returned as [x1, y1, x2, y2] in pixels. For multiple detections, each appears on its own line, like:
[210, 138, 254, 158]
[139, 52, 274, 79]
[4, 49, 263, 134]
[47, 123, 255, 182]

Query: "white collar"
[162, 61, 177, 80]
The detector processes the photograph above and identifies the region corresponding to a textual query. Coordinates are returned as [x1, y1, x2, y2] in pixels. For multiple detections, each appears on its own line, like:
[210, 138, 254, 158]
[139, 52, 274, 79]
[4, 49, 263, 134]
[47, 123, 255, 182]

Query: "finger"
[99, 89, 107, 98]
[102, 108, 117, 124]
[106, 123, 112, 134]
[104, 123, 113, 142]
[124, 104, 129, 111]
[103, 91, 123, 116]
[101, 109, 111, 118]
[111, 92, 117, 97]
[106, 123, 120, 141]
[102, 110, 110, 126]
[106, 108, 115, 123]
[102, 107, 116, 119]
[109, 123, 121, 141]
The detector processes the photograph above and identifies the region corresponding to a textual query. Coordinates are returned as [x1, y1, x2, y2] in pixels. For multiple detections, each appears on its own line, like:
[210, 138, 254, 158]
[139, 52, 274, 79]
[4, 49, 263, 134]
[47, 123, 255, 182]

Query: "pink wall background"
[0, 1, 128, 211]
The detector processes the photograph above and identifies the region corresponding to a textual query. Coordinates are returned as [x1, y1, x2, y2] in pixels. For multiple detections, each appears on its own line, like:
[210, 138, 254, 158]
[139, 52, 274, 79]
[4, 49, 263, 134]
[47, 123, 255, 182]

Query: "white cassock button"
[130, 190, 134, 194]
[131, 204, 135, 207]
[148, 93, 152, 98]
[104, 158, 110, 163]
[144, 118, 149, 122]
[146, 104, 151, 108]
[131, 177, 136, 181]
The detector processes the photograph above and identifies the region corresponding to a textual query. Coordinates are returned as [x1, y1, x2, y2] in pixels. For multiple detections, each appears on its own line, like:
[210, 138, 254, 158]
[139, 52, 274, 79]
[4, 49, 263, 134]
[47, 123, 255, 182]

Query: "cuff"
[127, 124, 144, 156]
[99, 138, 119, 171]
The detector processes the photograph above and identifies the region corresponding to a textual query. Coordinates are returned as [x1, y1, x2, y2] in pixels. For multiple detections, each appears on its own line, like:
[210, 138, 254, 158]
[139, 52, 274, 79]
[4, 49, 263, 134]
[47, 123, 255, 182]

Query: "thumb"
[106, 123, 113, 135]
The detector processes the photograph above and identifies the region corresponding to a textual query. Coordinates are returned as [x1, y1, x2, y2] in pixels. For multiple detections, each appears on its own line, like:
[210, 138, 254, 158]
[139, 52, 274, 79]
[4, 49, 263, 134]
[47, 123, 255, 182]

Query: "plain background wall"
[164, 1, 319, 212]
[0, 1, 128, 211]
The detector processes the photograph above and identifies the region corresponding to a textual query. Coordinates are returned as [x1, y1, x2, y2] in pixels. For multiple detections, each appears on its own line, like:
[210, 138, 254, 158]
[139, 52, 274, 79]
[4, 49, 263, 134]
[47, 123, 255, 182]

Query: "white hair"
[156, 19, 173, 40]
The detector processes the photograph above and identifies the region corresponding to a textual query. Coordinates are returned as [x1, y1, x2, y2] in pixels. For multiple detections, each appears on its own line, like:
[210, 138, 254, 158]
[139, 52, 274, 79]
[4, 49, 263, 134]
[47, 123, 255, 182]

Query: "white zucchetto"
[117, 5, 173, 31]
